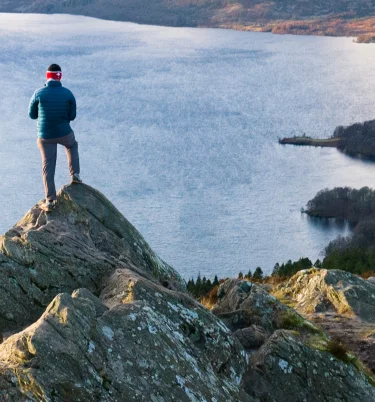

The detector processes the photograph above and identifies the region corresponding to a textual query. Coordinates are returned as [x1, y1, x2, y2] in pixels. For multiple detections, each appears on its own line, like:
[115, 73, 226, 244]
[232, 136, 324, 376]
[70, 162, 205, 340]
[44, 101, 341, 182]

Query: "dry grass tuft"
[200, 285, 219, 310]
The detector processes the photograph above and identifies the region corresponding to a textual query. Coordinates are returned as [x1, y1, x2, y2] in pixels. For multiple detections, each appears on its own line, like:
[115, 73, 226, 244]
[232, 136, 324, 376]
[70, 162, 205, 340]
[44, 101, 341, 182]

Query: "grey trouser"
[37, 131, 80, 201]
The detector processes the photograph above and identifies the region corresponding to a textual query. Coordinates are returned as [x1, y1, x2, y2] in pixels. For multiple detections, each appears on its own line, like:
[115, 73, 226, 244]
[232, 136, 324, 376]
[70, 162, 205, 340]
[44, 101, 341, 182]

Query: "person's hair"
[47, 64, 61, 72]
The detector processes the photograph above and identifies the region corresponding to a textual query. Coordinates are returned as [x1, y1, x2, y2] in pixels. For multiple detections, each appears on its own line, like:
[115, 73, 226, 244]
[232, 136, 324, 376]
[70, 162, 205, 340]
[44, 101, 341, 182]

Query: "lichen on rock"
[244, 330, 375, 402]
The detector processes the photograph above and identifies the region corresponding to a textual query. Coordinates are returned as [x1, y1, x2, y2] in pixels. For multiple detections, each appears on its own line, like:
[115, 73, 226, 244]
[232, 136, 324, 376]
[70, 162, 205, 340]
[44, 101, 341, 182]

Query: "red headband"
[46, 71, 62, 81]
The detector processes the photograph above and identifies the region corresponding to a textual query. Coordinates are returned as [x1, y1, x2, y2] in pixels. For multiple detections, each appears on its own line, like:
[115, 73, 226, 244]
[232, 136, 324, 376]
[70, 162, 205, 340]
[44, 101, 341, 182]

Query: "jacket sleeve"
[68, 92, 76, 121]
[28, 91, 39, 120]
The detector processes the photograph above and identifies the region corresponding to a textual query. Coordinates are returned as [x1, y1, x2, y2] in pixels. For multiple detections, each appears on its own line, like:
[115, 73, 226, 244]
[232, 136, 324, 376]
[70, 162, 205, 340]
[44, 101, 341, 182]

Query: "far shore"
[215, 17, 375, 43]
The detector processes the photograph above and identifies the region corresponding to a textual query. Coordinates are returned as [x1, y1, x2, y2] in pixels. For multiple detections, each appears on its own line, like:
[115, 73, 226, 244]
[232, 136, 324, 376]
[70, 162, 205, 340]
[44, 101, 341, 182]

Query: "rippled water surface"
[1, 14, 375, 278]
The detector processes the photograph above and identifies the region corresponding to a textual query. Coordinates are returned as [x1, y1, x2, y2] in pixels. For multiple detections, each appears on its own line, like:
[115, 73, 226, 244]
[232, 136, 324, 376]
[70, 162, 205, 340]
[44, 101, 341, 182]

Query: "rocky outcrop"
[244, 330, 375, 402]
[212, 278, 319, 340]
[274, 268, 375, 321]
[211, 277, 375, 401]
[274, 268, 375, 377]
[0, 184, 252, 401]
[0, 184, 184, 333]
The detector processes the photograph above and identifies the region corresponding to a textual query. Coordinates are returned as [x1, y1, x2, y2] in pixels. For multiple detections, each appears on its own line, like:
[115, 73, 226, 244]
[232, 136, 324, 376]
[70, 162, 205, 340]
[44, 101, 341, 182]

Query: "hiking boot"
[71, 174, 82, 184]
[41, 200, 56, 212]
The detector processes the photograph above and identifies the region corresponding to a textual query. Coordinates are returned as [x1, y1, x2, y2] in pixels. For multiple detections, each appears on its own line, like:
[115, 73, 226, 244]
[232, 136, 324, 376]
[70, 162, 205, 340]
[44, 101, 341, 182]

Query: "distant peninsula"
[280, 119, 375, 157]
[2, 0, 375, 42]
[279, 136, 340, 148]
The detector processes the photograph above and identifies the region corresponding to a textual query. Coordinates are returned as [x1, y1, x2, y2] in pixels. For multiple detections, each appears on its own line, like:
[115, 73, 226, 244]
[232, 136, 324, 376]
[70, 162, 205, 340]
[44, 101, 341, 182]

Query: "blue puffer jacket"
[29, 80, 76, 139]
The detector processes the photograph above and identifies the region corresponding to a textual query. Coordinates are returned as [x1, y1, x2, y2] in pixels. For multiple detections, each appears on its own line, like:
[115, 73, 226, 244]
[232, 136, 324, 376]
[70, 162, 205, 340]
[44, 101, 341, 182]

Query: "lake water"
[1, 13, 375, 279]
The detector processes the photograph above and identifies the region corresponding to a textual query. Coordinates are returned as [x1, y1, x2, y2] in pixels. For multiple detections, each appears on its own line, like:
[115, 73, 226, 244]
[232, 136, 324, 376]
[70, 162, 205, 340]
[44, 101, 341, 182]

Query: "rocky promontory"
[0, 184, 374, 401]
[0, 184, 250, 401]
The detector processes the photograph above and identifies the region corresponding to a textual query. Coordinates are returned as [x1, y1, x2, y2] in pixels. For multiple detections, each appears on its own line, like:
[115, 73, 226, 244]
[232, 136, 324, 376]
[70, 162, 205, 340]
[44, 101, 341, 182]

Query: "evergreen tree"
[253, 267, 264, 281]
[245, 269, 252, 280]
[272, 263, 280, 276]
[195, 273, 202, 297]
[314, 259, 322, 268]
[213, 275, 219, 287]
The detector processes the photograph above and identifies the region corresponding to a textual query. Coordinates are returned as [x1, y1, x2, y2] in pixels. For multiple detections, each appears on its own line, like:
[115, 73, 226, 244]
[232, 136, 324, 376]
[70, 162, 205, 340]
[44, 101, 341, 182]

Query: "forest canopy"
[307, 186, 375, 275]
[333, 119, 375, 157]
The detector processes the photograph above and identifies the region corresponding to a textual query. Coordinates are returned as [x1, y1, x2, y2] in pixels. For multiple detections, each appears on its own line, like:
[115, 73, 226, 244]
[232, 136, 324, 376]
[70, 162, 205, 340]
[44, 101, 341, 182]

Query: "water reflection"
[305, 214, 354, 232]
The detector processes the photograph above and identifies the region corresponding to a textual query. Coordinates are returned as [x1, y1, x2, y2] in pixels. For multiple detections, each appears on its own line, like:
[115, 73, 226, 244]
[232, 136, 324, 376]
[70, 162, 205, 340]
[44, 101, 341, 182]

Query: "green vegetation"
[279, 310, 305, 329]
[272, 257, 315, 278]
[253, 267, 264, 281]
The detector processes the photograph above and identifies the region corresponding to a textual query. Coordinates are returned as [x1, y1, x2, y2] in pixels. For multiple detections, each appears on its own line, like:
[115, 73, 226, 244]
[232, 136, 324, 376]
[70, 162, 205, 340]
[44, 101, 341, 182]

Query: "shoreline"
[215, 18, 375, 43]
[279, 137, 341, 148]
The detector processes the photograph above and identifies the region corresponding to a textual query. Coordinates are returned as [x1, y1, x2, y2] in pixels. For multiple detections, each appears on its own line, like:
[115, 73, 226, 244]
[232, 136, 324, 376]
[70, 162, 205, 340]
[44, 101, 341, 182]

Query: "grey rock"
[244, 330, 375, 402]
[72, 288, 109, 317]
[233, 325, 268, 349]
[0, 284, 251, 401]
[0, 184, 185, 333]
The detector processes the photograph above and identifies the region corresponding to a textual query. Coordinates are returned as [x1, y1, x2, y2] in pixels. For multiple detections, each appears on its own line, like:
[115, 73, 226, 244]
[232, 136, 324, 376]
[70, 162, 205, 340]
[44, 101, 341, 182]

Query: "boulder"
[0, 184, 185, 333]
[0, 285, 252, 401]
[275, 268, 375, 321]
[233, 325, 268, 349]
[244, 330, 375, 402]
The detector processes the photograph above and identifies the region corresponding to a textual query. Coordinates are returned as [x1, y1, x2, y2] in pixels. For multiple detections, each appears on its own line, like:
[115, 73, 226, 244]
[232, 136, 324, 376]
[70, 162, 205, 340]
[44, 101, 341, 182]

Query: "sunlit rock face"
[0, 184, 251, 401]
[275, 268, 375, 321]
[212, 278, 318, 337]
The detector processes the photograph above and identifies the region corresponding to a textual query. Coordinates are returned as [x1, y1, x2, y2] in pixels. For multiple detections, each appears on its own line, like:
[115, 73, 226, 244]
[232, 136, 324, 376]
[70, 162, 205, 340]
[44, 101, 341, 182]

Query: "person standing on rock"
[29, 64, 82, 212]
